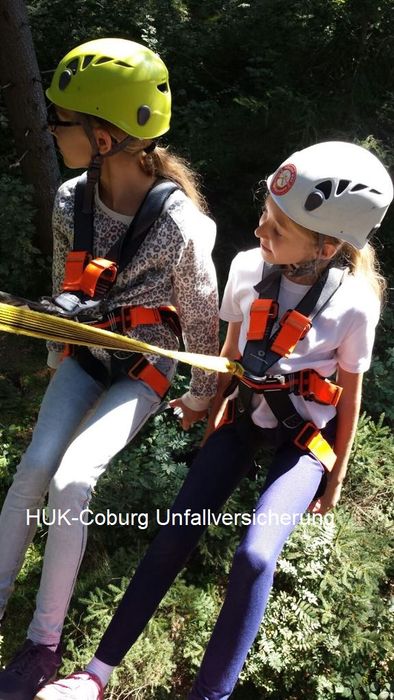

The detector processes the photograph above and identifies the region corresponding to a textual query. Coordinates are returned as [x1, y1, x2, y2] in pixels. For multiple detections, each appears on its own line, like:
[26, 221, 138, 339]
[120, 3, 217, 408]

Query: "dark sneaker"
[0, 639, 62, 700]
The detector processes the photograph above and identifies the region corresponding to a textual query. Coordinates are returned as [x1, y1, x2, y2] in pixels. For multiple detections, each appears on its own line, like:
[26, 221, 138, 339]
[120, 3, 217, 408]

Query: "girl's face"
[48, 107, 92, 168]
[255, 196, 318, 266]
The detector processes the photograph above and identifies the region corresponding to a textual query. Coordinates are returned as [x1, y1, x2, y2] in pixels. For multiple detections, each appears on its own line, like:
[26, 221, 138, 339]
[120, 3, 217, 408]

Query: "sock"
[85, 657, 115, 687]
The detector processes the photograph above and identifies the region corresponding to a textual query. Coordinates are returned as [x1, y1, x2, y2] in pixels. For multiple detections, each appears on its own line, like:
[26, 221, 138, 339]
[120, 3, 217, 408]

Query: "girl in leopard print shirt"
[0, 38, 218, 700]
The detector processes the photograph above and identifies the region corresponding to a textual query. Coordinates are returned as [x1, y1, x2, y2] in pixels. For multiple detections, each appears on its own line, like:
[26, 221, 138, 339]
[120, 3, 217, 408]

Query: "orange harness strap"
[294, 422, 337, 472]
[247, 299, 278, 341]
[62, 251, 91, 291]
[127, 355, 171, 398]
[91, 305, 182, 340]
[63, 252, 118, 298]
[270, 309, 312, 357]
[62, 304, 178, 399]
[240, 369, 342, 407]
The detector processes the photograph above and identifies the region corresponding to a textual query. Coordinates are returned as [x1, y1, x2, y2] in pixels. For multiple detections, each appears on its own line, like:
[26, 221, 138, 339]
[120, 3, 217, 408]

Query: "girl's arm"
[310, 367, 363, 515]
[201, 321, 242, 443]
[169, 223, 219, 429]
[169, 321, 242, 432]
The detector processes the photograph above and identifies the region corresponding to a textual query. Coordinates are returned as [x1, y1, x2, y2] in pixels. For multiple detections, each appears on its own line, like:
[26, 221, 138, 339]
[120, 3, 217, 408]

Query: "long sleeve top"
[48, 176, 219, 406]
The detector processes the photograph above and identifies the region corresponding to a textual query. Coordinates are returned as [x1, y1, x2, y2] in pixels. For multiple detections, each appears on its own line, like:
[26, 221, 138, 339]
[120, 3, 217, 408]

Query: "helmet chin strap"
[283, 233, 327, 279]
[79, 115, 140, 214]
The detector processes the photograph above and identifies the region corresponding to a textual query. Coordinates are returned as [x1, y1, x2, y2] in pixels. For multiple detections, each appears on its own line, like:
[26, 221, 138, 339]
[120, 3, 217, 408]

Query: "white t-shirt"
[220, 248, 380, 429]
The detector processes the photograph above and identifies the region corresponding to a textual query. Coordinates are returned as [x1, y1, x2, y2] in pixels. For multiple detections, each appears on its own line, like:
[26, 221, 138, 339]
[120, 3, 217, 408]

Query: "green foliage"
[363, 307, 394, 425]
[0, 174, 47, 295]
[0, 337, 393, 698]
[23, 0, 394, 280]
[240, 413, 394, 699]
[1, 0, 394, 695]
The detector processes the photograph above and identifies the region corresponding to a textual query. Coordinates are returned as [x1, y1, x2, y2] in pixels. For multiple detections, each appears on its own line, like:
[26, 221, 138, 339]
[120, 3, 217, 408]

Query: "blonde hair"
[305, 228, 387, 305]
[325, 237, 387, 305]
[89, 116, 208, 212]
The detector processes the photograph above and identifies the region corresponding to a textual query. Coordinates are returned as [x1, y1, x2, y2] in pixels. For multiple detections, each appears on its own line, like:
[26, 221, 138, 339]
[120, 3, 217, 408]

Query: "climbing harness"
[219, 262, 346, 471]
[0, 261, 346, 461]
[61, 174, 180, 394]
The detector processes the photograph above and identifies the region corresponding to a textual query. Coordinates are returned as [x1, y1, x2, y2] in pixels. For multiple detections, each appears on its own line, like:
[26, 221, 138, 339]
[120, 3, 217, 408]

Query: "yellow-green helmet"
[46, 37, 171, 139]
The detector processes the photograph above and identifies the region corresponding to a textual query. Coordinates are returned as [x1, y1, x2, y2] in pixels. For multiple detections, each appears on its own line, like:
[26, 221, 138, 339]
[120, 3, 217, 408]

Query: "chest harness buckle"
[222, 263, 346, 471]
[58, 174, 181, 396]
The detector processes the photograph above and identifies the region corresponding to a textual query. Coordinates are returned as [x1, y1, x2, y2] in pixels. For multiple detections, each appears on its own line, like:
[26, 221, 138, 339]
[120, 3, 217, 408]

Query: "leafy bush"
[363, 307, 394, 426]
[0, 174, 47, 296]
[0, 340, 393, 699]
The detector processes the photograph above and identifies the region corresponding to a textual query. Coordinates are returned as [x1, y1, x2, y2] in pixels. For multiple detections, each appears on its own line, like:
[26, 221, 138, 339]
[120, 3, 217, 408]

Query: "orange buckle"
[247, 299, 278, 341]
[270, 309, 311, 357]
[298, 370, 343, 406]
[294, 422, 336, 471]
[79, 258, 118, 297]
[128, 356, 170, 398]
[63, 251, 91, 291]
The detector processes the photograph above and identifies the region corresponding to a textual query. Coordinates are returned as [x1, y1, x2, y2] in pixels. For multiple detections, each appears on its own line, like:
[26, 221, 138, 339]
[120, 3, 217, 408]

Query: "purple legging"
[96, 418, 334, 699]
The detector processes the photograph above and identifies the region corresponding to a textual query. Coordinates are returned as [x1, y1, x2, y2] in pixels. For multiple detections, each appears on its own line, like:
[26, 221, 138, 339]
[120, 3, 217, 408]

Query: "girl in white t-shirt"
[37, 142, 392, 700]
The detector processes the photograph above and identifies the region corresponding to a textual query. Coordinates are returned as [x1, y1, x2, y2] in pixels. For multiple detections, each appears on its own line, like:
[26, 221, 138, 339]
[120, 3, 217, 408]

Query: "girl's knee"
[233, 542, 276, 579]
[48, 469, 91, 510]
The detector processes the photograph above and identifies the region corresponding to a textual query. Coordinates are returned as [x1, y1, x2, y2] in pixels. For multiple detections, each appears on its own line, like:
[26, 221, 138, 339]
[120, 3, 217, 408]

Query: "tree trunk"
[0, 0, 61, 255]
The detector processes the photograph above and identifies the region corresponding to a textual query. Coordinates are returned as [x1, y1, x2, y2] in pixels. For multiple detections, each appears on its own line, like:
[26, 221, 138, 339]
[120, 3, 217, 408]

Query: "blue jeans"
[0, 356, 173, 646]
[95, 418, 333, 699]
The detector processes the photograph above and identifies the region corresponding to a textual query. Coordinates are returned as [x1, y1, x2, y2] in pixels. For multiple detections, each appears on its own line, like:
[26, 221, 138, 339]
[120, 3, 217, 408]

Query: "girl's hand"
[308, 479, 343, 516]
[168, 398, 208, 431]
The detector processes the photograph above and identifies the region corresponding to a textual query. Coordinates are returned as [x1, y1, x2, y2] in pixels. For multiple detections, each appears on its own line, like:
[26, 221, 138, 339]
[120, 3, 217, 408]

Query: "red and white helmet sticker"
[270, 164, 297, 195]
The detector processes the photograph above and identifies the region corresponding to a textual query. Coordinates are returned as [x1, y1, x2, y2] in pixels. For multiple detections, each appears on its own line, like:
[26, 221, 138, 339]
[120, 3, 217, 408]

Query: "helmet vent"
[95, 56, 113, 65]
[336, 179, 350, 195]
[369, 188, 382, 195]
[157, 82, 169, 93]
[114, 60, 133, 68]
[82, 55, 95, 70]
[350, 183, 367, 192]
[315, 180, 332, 199]
[66, 59, 79, 74]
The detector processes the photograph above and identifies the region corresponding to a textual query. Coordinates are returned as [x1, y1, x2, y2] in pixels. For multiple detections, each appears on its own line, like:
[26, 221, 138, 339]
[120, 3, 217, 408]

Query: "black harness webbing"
[242, 263, 346, 379]
[73, 173, 179, 271]
[62, 175, 180, 387]
[236, 263, 346, 468]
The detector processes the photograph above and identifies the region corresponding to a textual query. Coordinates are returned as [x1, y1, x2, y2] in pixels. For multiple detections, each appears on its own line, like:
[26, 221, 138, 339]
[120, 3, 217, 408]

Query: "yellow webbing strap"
[0, 302, 243, 378]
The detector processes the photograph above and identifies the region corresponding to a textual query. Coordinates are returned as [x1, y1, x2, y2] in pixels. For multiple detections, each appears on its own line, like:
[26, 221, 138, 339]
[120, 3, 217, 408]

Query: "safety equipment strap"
[238, 263, 346, 470]
[242, 263, 346, 378]
[73, 173, 179, 273]
[239, 369, 342, 406]
[91, 304, 182, 340]
[0, 300, 235, 376]
[50, 176, 180, 319]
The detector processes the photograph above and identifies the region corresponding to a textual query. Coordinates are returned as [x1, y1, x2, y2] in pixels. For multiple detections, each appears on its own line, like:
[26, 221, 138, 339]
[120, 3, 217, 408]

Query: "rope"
[0, 302, 243, 378]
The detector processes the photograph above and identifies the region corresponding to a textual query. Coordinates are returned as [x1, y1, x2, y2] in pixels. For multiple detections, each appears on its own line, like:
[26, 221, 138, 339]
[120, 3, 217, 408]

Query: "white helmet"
[267, 141, 393, 249]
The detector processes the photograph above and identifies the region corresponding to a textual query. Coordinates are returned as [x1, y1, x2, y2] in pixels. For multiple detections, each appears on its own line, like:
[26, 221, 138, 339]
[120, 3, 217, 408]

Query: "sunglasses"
[47, 104, 81, 131]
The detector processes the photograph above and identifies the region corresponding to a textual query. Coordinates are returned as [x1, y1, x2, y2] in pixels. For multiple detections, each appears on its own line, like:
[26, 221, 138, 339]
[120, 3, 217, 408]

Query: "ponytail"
[143, 145, 208, 213]
[333, 242, 387, 306]
[85, 115, 208, 213]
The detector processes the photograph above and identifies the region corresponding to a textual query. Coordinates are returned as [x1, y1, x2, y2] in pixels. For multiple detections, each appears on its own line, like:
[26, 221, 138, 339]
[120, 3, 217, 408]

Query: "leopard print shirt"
[48, 176, 219, 401]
